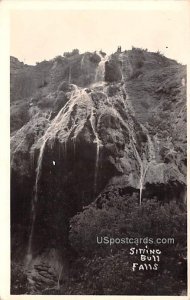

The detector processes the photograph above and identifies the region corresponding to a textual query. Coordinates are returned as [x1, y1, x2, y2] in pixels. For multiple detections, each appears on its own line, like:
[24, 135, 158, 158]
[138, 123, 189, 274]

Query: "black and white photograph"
[3, 0, 189, 297]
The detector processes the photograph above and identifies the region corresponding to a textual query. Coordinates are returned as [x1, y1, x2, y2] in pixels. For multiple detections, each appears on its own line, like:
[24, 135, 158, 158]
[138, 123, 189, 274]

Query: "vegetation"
[63, 49, 80, 58]
[10, 101, 30, 133]
[65, 191, 187, 295]
[11, 263, 29, 294]
[11, 191, 187, 295]
[89, 52, 101, 64]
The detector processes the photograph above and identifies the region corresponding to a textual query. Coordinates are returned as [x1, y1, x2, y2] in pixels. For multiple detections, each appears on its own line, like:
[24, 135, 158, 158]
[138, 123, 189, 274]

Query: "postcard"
[0, 0, 189, 299]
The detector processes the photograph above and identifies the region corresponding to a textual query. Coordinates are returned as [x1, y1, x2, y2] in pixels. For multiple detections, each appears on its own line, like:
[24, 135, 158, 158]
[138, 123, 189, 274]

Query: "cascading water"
[90, 108, 101, 194]
[111, 81, 156, 205]
[138, 125, 156, 205]
[105, 88, 154, 205]
[95, 53, 108, 83]
[139, 158, 149, 206]
[96, 92, 147, 205]
[26, 85, 85, 264]
[26, 138, 48, 264]
[68, 66, 71, 84]
[80, 55, 85, 70]
[25, 62, 156, 267]
[146, 132, 156, 161]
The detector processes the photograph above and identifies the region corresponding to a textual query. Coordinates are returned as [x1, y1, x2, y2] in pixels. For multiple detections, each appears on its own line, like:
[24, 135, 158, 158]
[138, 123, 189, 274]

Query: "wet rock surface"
[11, 49, 186, 293]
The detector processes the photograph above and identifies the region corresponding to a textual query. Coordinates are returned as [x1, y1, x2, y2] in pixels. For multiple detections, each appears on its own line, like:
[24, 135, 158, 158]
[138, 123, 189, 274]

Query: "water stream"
[90, 108, 101, 194]
[104, 82, 156, 205]
[95, 53, 108, 83]
[26, 85, 84, 264]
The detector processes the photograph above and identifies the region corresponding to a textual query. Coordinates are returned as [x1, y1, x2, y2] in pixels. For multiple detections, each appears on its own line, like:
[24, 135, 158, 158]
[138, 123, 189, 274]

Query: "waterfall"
[107, 97, 154, 205]
[34, 139, 48, 203]
[26, 138, 48, 264]
[90, 108, 101, 194]
[101, 102, 148, 205]
[139, 158, 149, 206]
[130, 138, 145, 206]
[94, 143, 100, 194]
[146, 132, 156, 161]
[105, 101, 147, 205]
[26, 85, 82, 264]
[95, 53, 108, 83]
[120, 94, 147, 204]
[68, 66, 71, 84]
[138, 124, 156, 205]
[80, 55, 85, 70]
[101, 102, 145, 204]
[111, 83, 156, 205]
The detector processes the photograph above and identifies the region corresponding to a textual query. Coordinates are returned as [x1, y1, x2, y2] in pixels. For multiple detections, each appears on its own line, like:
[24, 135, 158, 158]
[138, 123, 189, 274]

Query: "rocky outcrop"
[105, 58, 123, 82]
[10, 52, 102, 133]
[10, 48, 186, 291]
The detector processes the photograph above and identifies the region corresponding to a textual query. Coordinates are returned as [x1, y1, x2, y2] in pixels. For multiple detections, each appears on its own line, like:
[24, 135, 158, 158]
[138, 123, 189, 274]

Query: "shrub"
[63, 49, 80, 58]
[11, 263, 30, 294]
[100, 50, 106, 56]
[66, 252, 184, 295]
[55, 55, 64, 64]
[70, 192, 186, 255]
[131, 46, 148, 53]
[69, 192, 187, 295]
[10, 101, 30, 133]
[157, 50, 164, 57]
[89, 53, 101, 64]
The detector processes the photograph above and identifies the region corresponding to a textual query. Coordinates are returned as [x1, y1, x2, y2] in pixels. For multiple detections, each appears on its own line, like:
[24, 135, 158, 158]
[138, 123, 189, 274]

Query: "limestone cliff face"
[11, 49, 186, 275]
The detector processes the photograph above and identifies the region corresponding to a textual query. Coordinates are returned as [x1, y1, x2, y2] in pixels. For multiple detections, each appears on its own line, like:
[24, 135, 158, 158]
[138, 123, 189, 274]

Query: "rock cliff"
[10, 48, 186, 293]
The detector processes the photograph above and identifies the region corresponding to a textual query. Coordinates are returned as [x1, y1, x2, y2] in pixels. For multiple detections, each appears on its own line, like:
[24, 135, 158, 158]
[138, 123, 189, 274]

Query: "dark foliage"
[89, 53, 101, 64]
[64, 49, 80, 58]
[67, 191, 187, 295]
[11, 263, 30, 294]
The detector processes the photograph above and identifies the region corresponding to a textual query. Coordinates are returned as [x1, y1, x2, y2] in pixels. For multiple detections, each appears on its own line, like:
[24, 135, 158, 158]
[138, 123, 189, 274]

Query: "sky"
[10, 4, 189, 65]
